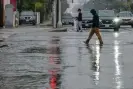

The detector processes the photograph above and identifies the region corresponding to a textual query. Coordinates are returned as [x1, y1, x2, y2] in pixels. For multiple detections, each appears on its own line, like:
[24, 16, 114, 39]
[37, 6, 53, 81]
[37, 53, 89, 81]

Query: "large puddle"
[0, 31, 133, 89]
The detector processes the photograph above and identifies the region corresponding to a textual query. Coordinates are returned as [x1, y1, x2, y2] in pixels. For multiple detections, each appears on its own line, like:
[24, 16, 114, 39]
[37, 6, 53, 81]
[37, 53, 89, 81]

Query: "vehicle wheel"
[32, 22, 36, 25]
[114, 25, 120, 32]
[131, 25, 133, 28]
[72, 23, 74, 26]
[19, 22, 22, 25]
[114, 28, 119, 32]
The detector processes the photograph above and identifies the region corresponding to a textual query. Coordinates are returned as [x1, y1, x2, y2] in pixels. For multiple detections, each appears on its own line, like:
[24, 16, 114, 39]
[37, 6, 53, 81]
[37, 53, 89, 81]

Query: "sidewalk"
[0, 18, 68, 41]
[0, 26, 66, 48]
[40, 20, 67, 32]
[0, 26, 67, 40]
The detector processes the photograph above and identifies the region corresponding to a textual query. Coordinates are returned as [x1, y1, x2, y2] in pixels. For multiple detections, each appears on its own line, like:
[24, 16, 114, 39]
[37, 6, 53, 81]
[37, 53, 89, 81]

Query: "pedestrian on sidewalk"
[77, 8, 82, 32]
[85, 9, 103, 45]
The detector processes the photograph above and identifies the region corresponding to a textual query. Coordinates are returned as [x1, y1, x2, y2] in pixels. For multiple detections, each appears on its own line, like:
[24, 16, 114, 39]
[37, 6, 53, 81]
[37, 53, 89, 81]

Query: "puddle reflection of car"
[118, 11, 133, 28]
[99, 10, 121, 31]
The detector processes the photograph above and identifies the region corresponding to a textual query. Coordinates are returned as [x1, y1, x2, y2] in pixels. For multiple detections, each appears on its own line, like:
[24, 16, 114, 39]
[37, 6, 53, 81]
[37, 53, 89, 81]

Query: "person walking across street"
[85, 9, 103, 45]
[77, 8, 82, 32]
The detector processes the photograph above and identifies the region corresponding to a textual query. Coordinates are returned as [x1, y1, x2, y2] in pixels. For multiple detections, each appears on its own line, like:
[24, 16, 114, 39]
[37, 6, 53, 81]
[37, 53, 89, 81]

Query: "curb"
[49, 28, 67, 32]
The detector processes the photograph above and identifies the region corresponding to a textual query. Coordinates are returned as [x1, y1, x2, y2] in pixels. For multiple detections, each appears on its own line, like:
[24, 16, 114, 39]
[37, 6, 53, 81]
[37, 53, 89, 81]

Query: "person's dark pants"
[86, 28, 103, 44]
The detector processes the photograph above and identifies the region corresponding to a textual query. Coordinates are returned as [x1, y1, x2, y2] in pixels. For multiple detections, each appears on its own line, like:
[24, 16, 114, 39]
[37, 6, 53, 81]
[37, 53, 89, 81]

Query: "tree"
[130, 3, 133, 12]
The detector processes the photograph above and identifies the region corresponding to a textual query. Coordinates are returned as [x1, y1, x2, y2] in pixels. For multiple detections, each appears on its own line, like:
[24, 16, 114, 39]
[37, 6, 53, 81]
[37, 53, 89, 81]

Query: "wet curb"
[49, 28, 67, 32]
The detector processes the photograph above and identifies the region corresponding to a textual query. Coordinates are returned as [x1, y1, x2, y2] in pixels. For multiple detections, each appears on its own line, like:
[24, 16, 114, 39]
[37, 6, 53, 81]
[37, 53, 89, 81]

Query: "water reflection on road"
[86, 41, 102, 86]
[47, 36, 62, 89]
[113, 32, 123, 89]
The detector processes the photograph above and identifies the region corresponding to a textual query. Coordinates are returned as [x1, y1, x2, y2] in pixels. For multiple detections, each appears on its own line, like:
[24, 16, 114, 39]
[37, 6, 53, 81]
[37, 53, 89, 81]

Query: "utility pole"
[53, 0, 57, 28]
[72, 0, 73, 3]
[57, 0, 62, 27]
[53, 0, 62, 28]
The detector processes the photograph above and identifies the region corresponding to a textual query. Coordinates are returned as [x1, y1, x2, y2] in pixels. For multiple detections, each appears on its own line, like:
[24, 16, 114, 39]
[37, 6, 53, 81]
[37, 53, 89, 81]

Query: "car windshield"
[119, 13, 132, 17]
[82, 12, 92, 18]
[62, 14, 72, 19]
[99, 10, 115, 17]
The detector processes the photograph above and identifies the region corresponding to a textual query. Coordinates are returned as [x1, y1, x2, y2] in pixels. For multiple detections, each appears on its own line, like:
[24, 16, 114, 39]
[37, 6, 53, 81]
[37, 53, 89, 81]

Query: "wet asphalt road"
[0, 26, 133, 89]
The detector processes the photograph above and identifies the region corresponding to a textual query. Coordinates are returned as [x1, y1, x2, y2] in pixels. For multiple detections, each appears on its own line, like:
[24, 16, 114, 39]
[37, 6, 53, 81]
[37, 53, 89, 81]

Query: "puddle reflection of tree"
[47, 37, 62, 89]
[86, 44, 103, 85]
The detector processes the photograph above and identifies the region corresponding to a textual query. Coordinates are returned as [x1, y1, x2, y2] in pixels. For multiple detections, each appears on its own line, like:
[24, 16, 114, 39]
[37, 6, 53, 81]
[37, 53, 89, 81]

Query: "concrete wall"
[1, 0, 16, 27]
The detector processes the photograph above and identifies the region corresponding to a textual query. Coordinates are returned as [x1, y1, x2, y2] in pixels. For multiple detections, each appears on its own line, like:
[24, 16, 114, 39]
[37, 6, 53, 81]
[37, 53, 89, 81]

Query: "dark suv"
[19, 11, 36, 25]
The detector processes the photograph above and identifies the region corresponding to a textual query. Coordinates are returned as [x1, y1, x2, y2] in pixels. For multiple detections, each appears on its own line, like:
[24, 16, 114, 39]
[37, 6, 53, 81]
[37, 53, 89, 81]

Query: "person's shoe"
[79, 30, 83, 32]
[100, 41, 103, 46]
[84, 40, 89, 44]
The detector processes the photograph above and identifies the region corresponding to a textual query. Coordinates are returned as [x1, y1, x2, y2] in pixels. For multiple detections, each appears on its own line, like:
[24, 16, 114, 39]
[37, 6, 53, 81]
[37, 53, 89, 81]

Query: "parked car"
[99, 10, 121, 31]
[19, 11, 36, 25]
[82, 11, 93, 28]
[117, 11, 133, 28]
[81, 11, 103, 29]
[62, 13, 73, 25]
